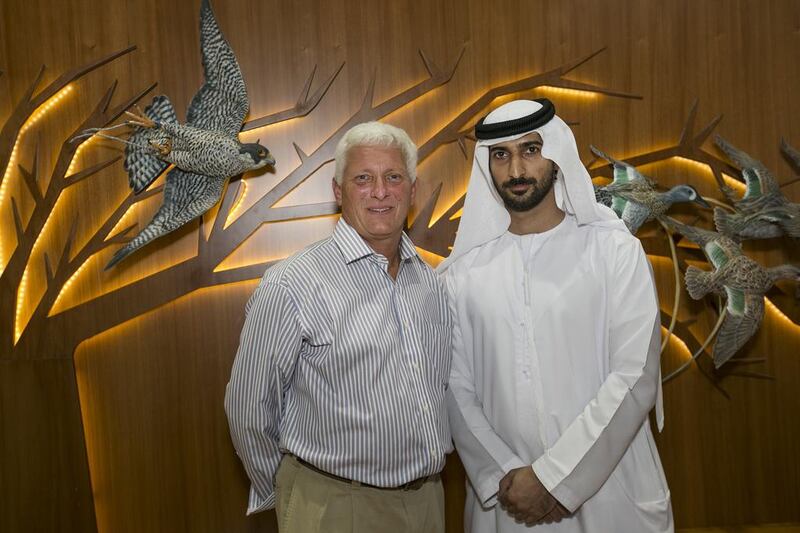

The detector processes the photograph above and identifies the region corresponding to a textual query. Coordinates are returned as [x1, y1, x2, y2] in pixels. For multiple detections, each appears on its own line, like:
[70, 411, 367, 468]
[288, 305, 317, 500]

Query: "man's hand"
[497, 467, 570, 525]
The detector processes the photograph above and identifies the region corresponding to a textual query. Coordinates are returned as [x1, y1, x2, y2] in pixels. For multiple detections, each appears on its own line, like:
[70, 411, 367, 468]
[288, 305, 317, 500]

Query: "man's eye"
[491, 151, 508, 159]
[386, 173, 403, 182]
[526, 146, 540, 155]
[355, 174, 371, 182]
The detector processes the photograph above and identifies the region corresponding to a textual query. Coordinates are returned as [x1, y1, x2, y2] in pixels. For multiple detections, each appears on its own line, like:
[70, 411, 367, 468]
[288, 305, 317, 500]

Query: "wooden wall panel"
[0, 1, 798, 532]
[0, 359, 97, 533]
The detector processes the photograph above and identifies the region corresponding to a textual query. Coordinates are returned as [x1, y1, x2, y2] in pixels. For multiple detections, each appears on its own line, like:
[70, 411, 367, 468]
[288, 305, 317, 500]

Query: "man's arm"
[530, 237, 661, 512]
[224, 281, 303, 514]
[445, 273, 528, 508]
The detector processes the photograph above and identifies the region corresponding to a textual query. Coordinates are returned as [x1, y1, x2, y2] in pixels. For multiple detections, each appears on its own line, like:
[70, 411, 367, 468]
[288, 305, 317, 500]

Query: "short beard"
[495, 166, 556, 212]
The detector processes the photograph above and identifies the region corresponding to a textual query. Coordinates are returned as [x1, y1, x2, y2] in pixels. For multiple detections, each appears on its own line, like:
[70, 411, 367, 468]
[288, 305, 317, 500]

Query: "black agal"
[475, 98, 556, 140]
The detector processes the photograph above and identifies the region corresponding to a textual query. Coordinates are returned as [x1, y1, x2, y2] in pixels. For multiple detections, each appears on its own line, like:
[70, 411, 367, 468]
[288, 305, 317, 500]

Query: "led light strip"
[538, 86, 599, 99]
[0, 85, 74, 274]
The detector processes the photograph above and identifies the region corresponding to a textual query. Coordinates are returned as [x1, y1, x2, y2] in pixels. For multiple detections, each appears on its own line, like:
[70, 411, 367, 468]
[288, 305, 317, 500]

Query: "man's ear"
[332, 177, 343, 206]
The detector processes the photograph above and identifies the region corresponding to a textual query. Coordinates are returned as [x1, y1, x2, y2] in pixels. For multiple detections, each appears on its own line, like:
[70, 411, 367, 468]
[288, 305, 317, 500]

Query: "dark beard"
[496, 172, 555, 212]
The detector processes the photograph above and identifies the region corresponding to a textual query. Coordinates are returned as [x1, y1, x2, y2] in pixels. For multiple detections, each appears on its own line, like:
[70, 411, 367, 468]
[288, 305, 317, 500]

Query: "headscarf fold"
[438, 99, 624, 272]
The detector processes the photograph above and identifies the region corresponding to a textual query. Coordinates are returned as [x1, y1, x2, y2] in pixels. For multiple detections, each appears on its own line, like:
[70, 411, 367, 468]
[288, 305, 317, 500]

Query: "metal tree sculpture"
[1, 46, 640, 361]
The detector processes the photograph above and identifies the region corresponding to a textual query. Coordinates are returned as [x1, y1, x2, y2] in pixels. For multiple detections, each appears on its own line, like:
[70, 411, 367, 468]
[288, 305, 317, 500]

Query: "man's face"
[488, 132, 556, 212]
[333, 144, 416, 247]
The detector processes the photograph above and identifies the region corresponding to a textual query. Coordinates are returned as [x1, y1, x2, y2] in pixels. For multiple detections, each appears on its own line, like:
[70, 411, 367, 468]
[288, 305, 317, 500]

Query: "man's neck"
[366, 235, 403, 278]
[507, 189, 565, 235]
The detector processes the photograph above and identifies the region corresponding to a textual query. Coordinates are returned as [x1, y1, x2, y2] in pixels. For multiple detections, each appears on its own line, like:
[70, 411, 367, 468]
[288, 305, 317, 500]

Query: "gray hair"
[333, 121, 417, 184]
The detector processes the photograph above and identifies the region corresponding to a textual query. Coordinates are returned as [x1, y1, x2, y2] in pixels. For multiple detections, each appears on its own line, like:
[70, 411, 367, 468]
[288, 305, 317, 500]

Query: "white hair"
[333, 121, 417, 184]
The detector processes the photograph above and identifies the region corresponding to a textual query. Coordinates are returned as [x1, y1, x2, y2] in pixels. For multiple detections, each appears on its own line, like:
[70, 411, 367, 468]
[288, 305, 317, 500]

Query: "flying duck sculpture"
[713, 135, 799, 240]
[662, 216, 800, 368]
[591, 146, 710, 234]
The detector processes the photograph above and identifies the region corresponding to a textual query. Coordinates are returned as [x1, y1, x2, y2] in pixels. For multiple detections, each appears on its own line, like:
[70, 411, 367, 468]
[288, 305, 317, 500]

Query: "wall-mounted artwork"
[1, 1, 797, 532]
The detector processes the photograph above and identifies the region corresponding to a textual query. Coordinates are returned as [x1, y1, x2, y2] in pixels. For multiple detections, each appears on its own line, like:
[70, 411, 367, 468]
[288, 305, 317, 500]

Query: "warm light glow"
[672, 156, 710, 171]
[14, 271, 29, 344]
[14, 198, 62, 343]
[224, 180, 248, 227]
[537, 86, 599, 99]
[721, 172, 747, 196]
[765, 297, 800, 330]
[672, 156, 747, 195]
[0, 85, 74, 274]
[661, 325, 692, 360]
[417, 247, 445, 268]
[50, 257, 93, 314]
[66, 133, 96, 177]
[427, 187, 466, 229]
[15, 124, 98, 339]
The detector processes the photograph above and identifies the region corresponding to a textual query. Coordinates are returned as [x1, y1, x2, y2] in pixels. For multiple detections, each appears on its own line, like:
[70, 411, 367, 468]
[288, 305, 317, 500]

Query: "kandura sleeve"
[445, 272, 528, 508]
[224, 281, 303, 514]
[531, 238, 661, 512]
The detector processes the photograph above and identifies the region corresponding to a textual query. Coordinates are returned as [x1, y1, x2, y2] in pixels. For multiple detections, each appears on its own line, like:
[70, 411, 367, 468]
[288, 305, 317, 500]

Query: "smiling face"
[488, 132, 556, 212]
[332, 144, 416, 251]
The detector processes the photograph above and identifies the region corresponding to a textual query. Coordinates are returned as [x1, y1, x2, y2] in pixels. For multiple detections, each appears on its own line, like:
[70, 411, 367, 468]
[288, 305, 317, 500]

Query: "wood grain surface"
[0, 1, 798, 532]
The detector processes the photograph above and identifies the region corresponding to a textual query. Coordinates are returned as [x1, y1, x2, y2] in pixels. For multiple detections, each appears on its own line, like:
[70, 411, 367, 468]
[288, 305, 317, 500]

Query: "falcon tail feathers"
[684, 266, 714, 300]
[104, 218, 168, 270]
[104, 243, 136, 270]
[124, 95, 179, 194]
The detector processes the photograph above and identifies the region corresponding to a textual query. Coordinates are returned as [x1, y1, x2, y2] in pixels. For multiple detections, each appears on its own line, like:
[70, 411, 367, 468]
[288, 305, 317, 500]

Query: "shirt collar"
[333, 218, 420, 264]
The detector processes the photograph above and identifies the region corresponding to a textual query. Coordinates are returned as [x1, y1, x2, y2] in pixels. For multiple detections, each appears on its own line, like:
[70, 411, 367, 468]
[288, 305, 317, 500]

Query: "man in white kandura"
[439, 99, 673, 532]
[226, 122, 451, 532]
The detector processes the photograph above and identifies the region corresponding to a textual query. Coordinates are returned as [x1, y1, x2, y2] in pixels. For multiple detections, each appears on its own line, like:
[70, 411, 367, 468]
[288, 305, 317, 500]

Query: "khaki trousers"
[275, 454, 445, 533]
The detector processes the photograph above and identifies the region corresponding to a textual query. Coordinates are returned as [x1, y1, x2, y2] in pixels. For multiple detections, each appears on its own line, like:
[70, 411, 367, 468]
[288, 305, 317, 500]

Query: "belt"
[290, 454, 440, 491]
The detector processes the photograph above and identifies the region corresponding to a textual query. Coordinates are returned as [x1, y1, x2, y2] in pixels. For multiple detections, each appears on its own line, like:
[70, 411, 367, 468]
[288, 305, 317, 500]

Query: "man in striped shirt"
[225, 122, 452, 532]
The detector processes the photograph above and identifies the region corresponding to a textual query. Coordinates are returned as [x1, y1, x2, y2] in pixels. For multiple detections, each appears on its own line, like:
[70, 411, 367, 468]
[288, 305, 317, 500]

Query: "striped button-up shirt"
[225, 218, 453, 514]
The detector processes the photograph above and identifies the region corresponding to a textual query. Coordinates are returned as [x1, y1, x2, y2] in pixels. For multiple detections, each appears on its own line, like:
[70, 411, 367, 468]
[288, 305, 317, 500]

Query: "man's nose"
[509, 154, 526, 178]
[371, 175, 388, 199]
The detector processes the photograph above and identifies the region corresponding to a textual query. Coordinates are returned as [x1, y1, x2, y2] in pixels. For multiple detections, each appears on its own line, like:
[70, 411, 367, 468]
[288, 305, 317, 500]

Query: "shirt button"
[422, 403, 429, 412]
[412, 362, 420, 370]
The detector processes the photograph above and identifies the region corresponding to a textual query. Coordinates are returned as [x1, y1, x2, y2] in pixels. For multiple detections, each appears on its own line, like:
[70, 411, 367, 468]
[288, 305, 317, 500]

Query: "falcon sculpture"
[77, 0, 275, 269]
[591, 146, 710, 234]
[662, 216, 800, 368]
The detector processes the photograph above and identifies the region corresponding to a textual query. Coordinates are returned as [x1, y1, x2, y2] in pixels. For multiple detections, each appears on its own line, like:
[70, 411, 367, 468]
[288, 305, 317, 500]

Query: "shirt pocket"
[413, 319, 452, 388]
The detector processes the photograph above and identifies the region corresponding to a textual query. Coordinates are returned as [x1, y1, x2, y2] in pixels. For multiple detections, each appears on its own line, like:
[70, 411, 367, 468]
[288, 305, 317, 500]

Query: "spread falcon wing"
[713, 293, 764, 367]
[105, 168, 225, 269]
[186, 0, 249, 136]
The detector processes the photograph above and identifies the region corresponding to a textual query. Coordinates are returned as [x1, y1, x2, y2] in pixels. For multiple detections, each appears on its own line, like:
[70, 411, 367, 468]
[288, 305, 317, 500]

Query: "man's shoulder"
[580, 222, 642, 253]
[261, 235, 338, 286]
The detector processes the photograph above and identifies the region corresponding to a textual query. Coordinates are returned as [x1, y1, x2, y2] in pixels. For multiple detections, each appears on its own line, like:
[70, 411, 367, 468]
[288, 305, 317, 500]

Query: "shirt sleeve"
[531, 237, 661, 512]
[445, 272, 528, 508]
[224, 280, 303, 514]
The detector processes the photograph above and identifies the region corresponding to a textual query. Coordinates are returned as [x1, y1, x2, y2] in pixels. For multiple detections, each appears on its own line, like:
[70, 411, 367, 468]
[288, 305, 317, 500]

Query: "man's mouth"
[505, 178, 535, 195]
[368, 207, 393, 214]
